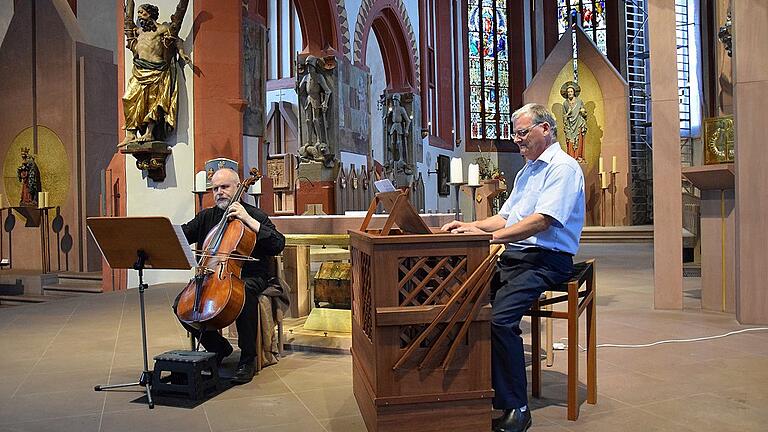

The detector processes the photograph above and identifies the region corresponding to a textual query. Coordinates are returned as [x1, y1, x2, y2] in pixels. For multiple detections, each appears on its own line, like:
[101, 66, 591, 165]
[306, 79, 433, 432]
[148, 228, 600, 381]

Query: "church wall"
[367, 31, 386, 165]
[0, 0, 13, 45]
[77, 42, 118, 272]
[0, 2, 82, 273]
[0, 1, 35, 270]
[75, 0, 117, 61]
[123, 0, 195, 286]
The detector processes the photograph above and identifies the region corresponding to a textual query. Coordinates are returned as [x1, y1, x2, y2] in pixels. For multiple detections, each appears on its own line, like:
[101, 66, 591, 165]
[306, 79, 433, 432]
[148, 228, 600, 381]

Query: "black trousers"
[490, 249, 573, 410]
[173, 278, 265, 366]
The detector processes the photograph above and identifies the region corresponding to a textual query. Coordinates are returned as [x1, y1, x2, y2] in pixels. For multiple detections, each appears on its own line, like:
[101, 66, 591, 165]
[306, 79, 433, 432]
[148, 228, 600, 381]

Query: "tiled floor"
[0, 243, 766, 431]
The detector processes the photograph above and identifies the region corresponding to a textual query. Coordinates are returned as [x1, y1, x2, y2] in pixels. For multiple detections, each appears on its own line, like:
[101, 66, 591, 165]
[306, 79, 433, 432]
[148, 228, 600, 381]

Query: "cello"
[175, 169, 260, 330]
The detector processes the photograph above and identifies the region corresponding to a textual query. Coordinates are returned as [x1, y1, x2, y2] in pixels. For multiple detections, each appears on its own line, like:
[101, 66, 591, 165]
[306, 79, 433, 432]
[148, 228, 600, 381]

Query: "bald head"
[212, 168, 240, 184]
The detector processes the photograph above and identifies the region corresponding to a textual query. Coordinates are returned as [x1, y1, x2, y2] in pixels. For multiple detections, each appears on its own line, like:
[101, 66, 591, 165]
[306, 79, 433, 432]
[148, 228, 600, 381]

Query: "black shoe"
[231, 363, 256, 384]
[215, 344, 234, 366]
[492, 408, 531, 432]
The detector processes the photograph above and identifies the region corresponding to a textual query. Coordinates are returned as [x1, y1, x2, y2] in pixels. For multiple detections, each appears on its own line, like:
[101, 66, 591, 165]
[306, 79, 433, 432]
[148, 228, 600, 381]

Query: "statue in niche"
[560, 81, 588, 163]
[17, 147, 41, 207]
[119, 0, 191, 147]
[297, 55, 333, 167]
[387, 94, 413, 174]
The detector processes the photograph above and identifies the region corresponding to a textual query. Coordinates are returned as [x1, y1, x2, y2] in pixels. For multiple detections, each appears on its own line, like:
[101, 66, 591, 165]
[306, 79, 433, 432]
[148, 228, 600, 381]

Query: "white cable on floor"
[561, 327, 768, 351]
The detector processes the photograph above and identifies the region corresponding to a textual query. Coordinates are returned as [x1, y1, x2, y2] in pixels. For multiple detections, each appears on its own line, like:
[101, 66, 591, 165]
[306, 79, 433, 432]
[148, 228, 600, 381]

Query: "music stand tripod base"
[93, 251, 154, 408]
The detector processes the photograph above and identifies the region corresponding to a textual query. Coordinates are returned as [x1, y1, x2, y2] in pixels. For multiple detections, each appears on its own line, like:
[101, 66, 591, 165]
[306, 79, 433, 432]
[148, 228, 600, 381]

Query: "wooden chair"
[526, 259, 596, 421]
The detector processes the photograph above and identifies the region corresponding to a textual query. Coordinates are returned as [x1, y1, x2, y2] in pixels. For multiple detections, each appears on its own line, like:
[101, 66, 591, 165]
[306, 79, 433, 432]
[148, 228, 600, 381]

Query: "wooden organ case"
[350, 191, 495, 431]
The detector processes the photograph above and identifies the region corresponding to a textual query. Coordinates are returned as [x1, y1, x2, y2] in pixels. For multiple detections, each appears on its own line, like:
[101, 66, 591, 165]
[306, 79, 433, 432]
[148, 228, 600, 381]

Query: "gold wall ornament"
[704, 115, 735, 164]
[3, 126, 71, 216]
[121, 141, 172, 182]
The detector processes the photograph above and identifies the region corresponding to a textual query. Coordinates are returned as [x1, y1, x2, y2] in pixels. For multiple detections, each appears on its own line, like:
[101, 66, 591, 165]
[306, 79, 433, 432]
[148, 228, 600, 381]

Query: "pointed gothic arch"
[294, 0, 350, 57]
[353, 0, 419, 92]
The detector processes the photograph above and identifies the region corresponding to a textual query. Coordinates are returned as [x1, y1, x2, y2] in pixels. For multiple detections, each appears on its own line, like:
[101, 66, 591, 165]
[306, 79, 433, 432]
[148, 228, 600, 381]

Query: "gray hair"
[512, 103, 558, 138]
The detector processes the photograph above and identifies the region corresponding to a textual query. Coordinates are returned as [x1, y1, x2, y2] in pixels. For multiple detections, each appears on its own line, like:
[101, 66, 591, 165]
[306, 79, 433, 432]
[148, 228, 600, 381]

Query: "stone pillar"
[733, 1, 768, 324]
[648, 0, 682, 309]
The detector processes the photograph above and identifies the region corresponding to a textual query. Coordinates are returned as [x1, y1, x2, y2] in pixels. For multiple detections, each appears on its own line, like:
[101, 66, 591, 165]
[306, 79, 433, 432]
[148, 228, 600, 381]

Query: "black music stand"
[87, 216, 195, 409]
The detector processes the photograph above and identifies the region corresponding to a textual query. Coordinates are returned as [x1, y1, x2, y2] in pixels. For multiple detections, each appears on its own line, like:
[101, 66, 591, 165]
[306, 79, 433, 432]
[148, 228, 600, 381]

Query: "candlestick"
[466, 184, 481, 221]
[449, 181, 466, 221]
[450, 157, 463, 184]
[192, 190, 206, 210]
[610, 171, 617, 226]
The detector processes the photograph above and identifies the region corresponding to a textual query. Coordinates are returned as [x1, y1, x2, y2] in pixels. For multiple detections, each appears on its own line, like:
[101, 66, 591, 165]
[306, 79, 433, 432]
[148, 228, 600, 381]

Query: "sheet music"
[374, 179, 396, 193]
[173, 224, 197, 268]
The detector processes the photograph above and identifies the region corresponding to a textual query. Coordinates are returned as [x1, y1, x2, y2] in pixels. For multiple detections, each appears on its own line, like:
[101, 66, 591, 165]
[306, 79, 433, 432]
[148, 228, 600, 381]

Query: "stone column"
[733, 1, 768, 324]
[648, 0, 682, 309]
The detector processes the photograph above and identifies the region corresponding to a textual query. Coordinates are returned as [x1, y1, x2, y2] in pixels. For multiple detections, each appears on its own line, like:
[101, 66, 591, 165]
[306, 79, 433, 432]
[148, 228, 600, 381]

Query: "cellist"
[174, 167, 285, 384]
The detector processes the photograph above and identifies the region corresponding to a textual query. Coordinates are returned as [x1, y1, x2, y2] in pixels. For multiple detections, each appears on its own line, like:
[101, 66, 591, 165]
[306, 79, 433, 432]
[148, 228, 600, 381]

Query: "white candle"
[450, 157, 463, 184]
[44, 192, 49, 208]
[598, 156, 604, 173]
[248, 178, 262, 195]
[38, 192, 45, 208]
[194, 170, 207, 192]
[0, 194, 3, 208]
[467, 163, 480, 186]
[611, 156, 617, 173]
[600, 172, 608, 189]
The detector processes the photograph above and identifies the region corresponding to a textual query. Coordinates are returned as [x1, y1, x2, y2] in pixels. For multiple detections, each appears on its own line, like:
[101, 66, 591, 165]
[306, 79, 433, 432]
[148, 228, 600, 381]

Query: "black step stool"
[152, 350, 221, 400]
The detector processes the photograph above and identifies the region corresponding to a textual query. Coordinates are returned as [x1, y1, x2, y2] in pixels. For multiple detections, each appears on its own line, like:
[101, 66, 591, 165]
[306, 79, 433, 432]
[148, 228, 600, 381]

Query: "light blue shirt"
[498, 142, 585, 255]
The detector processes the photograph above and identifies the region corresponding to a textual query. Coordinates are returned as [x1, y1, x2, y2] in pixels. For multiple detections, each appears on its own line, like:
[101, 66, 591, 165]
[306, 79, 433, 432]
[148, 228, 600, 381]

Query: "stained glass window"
[468, 0, 511, 141]
[557, 0, 608, 55]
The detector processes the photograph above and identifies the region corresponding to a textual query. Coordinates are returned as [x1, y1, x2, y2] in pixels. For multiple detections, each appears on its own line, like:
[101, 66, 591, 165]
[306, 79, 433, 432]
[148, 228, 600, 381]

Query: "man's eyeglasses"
[513, 122, 545, 139]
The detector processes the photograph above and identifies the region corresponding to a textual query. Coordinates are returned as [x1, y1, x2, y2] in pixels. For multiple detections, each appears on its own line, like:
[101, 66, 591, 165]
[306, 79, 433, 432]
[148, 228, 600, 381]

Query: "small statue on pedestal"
[17, 147, 41, 207]
[561, 81, 588, 163]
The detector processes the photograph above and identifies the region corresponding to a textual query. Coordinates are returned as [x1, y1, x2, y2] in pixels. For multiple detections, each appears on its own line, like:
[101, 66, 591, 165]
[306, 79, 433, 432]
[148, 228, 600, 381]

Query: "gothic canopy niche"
[353, 0, 420, 92]
[524, 26, 630, 226]
[294, 0, 351, 57]
[354, 0, 422, 172]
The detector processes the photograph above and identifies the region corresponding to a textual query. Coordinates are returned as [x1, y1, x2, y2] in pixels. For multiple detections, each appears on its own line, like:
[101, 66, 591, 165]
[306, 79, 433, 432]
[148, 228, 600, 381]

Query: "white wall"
[124, 0, 196, 286]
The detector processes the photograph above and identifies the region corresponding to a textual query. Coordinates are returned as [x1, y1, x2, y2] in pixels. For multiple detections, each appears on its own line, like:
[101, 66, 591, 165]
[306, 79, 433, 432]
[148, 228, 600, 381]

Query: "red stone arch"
[353, 0, 419, 93]
[294, 0, 350, 57]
